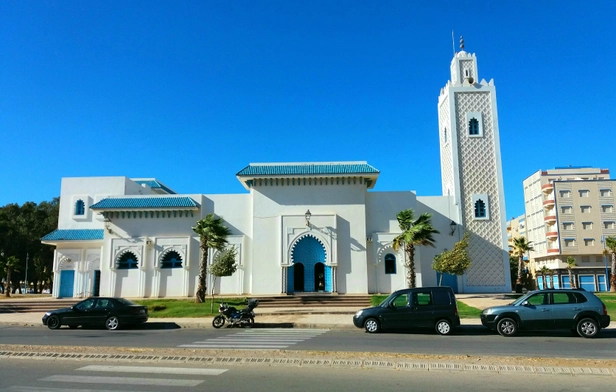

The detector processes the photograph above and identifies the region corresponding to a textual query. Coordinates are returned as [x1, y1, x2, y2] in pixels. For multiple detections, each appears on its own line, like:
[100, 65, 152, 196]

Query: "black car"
[353, 286, 460, 335]
[481, 288, 610, 338]
[42, 297, 149, 330]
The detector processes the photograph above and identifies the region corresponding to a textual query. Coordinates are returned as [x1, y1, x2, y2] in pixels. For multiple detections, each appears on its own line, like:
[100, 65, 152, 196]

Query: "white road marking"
[179, 328, 329, 349]
[40, 375, 203, 387]
[2, 387, 137, 392]
[77, 365, 228, 375]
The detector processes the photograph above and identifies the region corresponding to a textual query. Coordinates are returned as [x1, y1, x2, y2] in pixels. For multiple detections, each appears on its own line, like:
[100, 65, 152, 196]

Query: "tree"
[510, 237, 533, 292]
[604, 236, 616, 292]
[432, 232, 471, 285]
[192, 214, 232, 303]
[392, 208, 439, 288]
[539, 266, 551, 289]
[0, 255, 20, 297]
[208, 246, 238, 312]
[565, 256, 576, 289]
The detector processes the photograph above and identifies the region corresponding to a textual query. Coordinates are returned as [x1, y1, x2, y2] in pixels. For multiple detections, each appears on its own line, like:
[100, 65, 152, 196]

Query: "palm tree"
[0, 255, 20, 298]
[539, 266, 551, 289]
[510, 237, 533, 292]
[392, 208, 439, 288]
[192, 214, 232, 303]
[565, 256, 576, 289]
[604, 236, 616, 292]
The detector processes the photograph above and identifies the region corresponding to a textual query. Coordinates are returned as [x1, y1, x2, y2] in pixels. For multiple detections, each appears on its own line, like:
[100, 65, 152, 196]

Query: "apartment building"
[522, 167, 614, 291]
[506, 214, 526, 250]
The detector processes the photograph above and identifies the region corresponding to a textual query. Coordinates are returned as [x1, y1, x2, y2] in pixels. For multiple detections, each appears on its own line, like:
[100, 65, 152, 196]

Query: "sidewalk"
[0, 293, 515, 329]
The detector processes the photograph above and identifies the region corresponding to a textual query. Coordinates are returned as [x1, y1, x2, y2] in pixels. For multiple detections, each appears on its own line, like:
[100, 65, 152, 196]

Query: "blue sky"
[1, 1, 614, 219]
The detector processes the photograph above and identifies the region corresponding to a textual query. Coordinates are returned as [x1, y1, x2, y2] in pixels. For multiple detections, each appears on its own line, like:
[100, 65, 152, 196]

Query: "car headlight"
[355, 310, 363, 318]
[482, 308, 492, 315]
[45, 312, 51, 316]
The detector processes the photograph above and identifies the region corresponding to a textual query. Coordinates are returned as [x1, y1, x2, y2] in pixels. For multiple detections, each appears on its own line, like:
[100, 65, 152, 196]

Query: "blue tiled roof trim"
[133, 180, 176, 194]
[91, 197, 199, 209]
[42, 229, 104, 241]
[237, 163, 380, 176]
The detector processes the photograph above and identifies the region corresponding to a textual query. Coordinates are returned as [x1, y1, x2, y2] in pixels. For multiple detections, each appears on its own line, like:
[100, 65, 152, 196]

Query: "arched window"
[75, 200, 85, 215]
[384, 253, 396, 274]
[468, 118, 479, 135]
[117, 252, 138, 269]
[474, 199, 486, 218]
[161, 250, 182, 269]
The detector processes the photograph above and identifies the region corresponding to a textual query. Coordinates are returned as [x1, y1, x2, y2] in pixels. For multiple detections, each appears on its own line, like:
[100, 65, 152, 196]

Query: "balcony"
[547, 248, 560, 254]
[543, 199, 555, 208]
[542, 183, 554, 193]
[544, 215, 556, 223]
[545, 231, 558, 239]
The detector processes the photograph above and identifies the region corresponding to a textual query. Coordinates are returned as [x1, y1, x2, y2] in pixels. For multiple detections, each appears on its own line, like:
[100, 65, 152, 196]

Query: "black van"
[353, 286, 460, 335]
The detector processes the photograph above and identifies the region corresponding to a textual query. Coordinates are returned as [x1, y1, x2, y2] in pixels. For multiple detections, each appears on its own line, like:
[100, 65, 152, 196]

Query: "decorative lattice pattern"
[455, 91, 505, 287]
[438, 99, 454, 196]
[460, 60, 474, 80]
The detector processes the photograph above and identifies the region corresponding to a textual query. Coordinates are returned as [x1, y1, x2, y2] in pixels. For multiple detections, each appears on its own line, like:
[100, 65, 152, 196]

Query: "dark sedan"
[42, 297, 148, 330]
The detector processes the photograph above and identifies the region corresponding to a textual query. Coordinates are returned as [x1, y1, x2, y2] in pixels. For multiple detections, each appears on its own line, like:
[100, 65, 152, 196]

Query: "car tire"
[105, 316, 120, 331]
[435, 319, 453, 335]
[496, 317, 518, 337]
[364, 318, 380, 333]
[68, 325, 78, 329]
[576, 318, 599, 338]
[212, 315, 225, 329]
[47, 315, 61, 330]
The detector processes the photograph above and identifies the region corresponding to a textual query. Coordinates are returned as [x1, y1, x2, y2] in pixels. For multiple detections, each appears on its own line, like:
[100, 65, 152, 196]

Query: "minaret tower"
[438, 37, 511, 293]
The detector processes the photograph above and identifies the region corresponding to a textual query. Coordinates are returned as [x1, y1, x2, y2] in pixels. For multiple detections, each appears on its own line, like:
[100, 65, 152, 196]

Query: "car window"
[391, 293, 409, 307]
[95, 299, 110, 308]
[433, 290, 451, 305]
[552, 292, 574, 304]
[413, 292, 432, 306]
[75, 299, 96, 310]
[572, 292, 588, 303]
[526, 293, 548, 306]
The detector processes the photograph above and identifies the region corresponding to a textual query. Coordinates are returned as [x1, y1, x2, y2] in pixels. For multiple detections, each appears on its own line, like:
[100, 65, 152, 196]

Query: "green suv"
[481, 289, 610, 338]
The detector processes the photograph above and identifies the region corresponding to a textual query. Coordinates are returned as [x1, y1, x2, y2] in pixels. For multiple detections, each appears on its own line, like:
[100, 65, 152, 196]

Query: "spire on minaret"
[459, 36, 465, 51]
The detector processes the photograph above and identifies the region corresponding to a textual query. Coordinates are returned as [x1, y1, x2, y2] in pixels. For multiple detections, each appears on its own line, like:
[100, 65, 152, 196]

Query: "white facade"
[42, 48, 513, 298]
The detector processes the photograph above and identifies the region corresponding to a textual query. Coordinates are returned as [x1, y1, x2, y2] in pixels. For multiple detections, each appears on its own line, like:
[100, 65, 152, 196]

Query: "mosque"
[42, 45, 511, 298]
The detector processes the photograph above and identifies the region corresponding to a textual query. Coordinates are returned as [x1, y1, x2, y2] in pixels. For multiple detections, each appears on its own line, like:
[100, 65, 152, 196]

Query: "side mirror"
[521, 300, 529, 306]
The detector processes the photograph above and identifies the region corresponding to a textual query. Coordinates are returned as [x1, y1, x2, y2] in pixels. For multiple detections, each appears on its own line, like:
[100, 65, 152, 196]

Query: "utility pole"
[25, 253, 29, 294]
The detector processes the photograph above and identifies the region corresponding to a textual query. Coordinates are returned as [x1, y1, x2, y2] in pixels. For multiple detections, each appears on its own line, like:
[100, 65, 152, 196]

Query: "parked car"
[42, 297, 149, 330]
[353, 286, 460, 335]
[481, 288, 610, 338]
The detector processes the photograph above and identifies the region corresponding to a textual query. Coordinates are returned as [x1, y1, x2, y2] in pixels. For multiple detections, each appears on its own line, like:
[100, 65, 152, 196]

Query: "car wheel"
[496, 317, 518, 337]
[435, 319, 453, 335]
[47, 315, 61, 330]
[577, 318, 599, 338]
[68, 325, 78, 329]
[364, 318, 380, 333]
[105, 316, 120, 331]
[212, 315, 225, 329]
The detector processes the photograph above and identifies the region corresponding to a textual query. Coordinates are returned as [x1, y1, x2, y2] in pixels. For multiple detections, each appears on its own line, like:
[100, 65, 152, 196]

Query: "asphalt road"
[1, 324, 615, 360]
[0, 357, 613, 392]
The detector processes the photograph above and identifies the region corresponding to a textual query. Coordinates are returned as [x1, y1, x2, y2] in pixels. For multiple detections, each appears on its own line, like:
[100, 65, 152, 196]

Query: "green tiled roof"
[42, 229, 104, 241]
[237, 162, 379, 176]
[91, 197, 198, 210]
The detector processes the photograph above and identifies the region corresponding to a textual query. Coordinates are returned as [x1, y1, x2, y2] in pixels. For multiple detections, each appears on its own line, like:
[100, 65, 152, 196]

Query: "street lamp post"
[601, 236, 609, 292]
[24, 253, 29, 294]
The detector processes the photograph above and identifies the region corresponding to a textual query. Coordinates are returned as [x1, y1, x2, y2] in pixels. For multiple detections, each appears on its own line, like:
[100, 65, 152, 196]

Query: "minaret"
[438, 37, 511, 293]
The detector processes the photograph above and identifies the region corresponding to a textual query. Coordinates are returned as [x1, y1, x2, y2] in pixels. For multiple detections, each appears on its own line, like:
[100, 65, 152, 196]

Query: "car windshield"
[510, 294, 531, 306]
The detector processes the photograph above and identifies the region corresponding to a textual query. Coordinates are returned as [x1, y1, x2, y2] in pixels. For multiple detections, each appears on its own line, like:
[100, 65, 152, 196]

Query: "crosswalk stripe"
[77, 365, 228, 375]
[179, 344, 289, 349]
[179, 328, 329, 349]
[2, 387, 137, 392]
[40, 375, 203, 387]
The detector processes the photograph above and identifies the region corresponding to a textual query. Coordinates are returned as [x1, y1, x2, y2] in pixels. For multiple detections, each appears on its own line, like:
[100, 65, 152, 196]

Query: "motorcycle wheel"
[212, 315, 226, 329]
[243, 316, 254, 328]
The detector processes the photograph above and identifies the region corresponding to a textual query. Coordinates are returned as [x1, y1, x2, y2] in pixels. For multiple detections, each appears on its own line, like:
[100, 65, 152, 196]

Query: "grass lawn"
[596, 293, 616, 315]
[132, 298, 247, 318]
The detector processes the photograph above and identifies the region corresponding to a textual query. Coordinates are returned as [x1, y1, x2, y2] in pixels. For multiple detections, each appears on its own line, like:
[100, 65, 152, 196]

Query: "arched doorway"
[287, 235, 330, 293]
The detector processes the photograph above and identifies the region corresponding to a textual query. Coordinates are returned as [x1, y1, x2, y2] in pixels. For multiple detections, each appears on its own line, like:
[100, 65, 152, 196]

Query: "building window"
[443, 128, 448, 144]
[584, 239, 595, 246]
[582, 222, 593, 230]
[469, 118, 479, 135]
[600, 189, 613, 197]
[117, 252, 138, 269]
[384, 254, 396, 274]
[561, 206, 573, 214]
[161, 250, 183, 269]
[562, 222, 574, 230]
[474, 199, 486, 218]
[559, 190, 571, 198]
[580, 206, 591, 213]
[602, 205, 614, 213]
[579, 190, 590, 197]
[74, 200, 85, 215]
[581, 256, 590, 263]
[604, 221, 615, 229]
[564, 239, 576, 247]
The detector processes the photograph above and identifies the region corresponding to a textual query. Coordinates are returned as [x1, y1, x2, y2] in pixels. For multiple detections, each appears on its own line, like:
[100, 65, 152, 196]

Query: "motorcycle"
[212, 299, 259, 328]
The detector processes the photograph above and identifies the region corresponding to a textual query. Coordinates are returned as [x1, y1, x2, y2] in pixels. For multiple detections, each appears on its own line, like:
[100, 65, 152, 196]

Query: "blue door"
[561, 276, 570, 289]
[59, 270, 74, 298]
[436, 273, 458, 293]
[598, 275, 607, 292]
[551, 276, 560, 289]
[579, 276, 595, 292]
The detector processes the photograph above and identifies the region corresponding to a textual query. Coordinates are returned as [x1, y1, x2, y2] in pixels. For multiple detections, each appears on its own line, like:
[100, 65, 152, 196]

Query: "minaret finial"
[459, 36, 465, 51]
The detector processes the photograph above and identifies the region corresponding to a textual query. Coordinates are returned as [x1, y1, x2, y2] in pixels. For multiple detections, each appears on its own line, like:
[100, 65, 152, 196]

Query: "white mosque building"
[42, 46, 512, 298]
